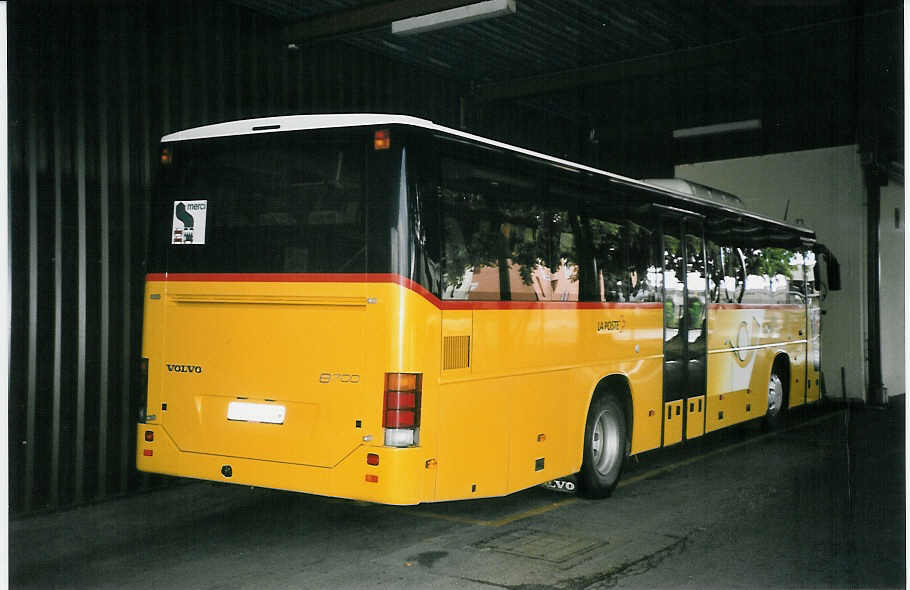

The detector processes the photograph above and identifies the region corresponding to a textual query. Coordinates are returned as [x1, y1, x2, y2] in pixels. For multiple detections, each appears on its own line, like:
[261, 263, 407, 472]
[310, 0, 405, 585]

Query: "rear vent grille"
[443, 335, 471, 370]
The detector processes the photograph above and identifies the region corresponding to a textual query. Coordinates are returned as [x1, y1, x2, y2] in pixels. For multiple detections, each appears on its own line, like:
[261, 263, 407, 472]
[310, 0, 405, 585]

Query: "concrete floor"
[11, 398, 905, 589]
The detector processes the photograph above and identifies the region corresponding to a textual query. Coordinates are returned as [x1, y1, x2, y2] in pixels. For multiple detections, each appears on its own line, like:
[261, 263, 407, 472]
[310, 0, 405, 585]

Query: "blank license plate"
[227, 401, 286, 424]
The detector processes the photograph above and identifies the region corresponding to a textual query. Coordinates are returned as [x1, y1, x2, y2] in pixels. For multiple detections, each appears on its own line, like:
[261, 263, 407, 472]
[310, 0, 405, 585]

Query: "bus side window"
[663, 233, 684, 333]
[770, 247, 796, 303]
[437, 164, 504, 301]
[501, 218, 546, 302]
[804, 249, 818, 296]
[409, 172, 442, 296]
[439, 156, 553, 302]
[521, 210, 579, 302]
[588, 217, 626, 302]
[744, 246, 796, 305]
[741, 247, 773, 304]
[724, 247, 746, 303]
[706, 240, 722, 304]
[627, 221, 661, 303]
[439, 211, 502, 301]
[784, 250, 806, 304]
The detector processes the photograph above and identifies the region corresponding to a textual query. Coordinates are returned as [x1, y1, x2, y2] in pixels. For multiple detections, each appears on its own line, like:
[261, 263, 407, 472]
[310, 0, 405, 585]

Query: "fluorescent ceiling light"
[381, 40, 407, 52]
[427, 56, 453, 69]
[392, 0, 516, 35]
[672, 119, 762, 139]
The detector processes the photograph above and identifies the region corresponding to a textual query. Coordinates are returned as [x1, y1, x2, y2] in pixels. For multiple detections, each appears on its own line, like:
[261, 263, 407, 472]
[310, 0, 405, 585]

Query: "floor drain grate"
[472, 528, 606, 564]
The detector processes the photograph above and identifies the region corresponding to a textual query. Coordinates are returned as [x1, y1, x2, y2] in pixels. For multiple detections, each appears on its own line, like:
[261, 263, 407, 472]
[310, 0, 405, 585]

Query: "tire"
[577, 394, 629, 498]
[762, 370, 786, 431]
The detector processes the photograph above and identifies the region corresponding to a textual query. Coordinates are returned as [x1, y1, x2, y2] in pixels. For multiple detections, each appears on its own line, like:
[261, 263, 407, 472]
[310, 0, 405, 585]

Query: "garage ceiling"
[230, 0, 902, 167]
[232, 1, 876, 79]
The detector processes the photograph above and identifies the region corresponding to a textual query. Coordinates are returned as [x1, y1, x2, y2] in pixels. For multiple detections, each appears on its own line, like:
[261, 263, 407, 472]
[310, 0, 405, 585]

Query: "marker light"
[160, 148, 172, 165]
[145, 430, 154, 442]
[143, 449, 153, 456]
[383, 372, 422, 447]
[374, 129, 390, 150]
[367, 453, 380, 466]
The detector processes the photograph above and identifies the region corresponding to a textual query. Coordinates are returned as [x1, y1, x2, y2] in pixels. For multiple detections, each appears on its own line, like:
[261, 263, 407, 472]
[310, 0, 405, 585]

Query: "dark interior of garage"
[6, 1, 905, 587]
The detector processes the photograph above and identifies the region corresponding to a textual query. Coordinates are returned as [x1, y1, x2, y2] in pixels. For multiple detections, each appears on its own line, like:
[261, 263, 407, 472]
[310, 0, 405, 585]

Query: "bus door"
[662, 216, 708, 446]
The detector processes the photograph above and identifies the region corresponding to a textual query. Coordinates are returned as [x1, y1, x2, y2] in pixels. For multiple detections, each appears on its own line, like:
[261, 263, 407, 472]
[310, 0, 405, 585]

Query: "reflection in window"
[663, 234, 683, 340]
[705, 242, 805, 306]
[519, 259, 579, 302]
[722, 247, 745, 304]
[742, 248, 775, 304]
[440, 208, 501, 300]
[438, 157, 667, 305]
[685, 231, 706, 343]
[804, 250, 818, 295]
[582, 215, 661, 303]
[590, 218, 626, 302]
[772, 250, 802, 303]
[707, 241, 721, 303]
[439, 158, 580, 302]
[627, 220, 662, 303]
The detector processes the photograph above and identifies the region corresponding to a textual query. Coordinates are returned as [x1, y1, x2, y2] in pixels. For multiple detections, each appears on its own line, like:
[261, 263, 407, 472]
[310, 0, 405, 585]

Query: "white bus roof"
[161, 113, 815, 241]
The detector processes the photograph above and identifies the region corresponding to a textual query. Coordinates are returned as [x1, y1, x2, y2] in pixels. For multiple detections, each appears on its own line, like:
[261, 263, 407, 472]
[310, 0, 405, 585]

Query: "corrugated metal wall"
[8, 0, 288, 516]
[8, 0, 586, 516]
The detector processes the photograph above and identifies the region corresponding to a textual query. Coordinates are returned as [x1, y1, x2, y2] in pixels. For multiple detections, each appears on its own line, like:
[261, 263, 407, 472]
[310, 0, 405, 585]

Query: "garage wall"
[8, 1, 588, 516]
[8, 0, 295, 517]
[879, 181, 905, 396]
[676, 146, 870, 400]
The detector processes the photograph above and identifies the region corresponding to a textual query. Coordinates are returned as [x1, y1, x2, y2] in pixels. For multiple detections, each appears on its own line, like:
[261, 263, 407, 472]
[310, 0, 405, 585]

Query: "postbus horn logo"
[174, 202, 195, 243]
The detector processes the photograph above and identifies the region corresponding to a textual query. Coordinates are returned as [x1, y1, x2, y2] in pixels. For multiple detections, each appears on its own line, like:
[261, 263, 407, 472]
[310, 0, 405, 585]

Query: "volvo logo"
[167, 363, 203, 374]
[543, 478, 576, 493]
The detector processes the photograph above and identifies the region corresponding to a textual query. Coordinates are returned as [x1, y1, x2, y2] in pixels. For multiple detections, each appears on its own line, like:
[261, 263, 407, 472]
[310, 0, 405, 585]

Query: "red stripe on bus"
[436, 300, 661, 310]
[146, 272, 663, 311]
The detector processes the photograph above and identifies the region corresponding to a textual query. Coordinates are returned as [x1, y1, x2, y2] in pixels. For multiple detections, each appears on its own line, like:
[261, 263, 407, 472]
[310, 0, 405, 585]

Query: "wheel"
[762, 370, 786, 431]
[577, 394, 628, 498]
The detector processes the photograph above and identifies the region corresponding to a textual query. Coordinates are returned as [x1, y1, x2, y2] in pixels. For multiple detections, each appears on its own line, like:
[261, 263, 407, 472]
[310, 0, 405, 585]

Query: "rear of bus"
[136, 118, 440, 504]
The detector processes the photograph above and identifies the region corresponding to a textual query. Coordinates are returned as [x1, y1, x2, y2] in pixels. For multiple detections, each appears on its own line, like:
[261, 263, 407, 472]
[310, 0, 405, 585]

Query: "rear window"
[151, 131, 366, 274]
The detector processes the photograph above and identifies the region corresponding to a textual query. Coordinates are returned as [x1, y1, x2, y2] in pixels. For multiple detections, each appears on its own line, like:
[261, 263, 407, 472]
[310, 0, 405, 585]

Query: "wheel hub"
[591, 409, 621, 476]
[768, 373, 783, 416]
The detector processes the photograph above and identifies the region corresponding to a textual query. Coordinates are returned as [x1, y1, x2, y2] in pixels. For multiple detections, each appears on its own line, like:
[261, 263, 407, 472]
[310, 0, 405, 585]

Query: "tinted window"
[804, 250, 818, 296]
[716, 245, 746, 304]
[706, 243, 801, 305]
[686, 229, 707, 338]
[663, 232, 684, 334]
[742, 247, 795, 304]
[437, 155, 664, 304]
[626, 221, 662, 303]
[776, 249, 802, 303]
[588, 217, 626, 301]
[706, 240, 722, 303]
[554, 183, 661, 304]
[439, 158, 580, 302]
[153, 132, 366, 274]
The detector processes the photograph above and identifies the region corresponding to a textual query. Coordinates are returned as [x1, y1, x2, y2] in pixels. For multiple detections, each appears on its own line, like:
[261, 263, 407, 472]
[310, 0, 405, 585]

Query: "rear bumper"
[136, 424, 431, 505]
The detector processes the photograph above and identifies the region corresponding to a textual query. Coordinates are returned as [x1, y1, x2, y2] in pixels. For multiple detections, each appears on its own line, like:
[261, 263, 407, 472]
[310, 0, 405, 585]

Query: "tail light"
[137, 357, 149, 422]
[383, 373, 421, 447]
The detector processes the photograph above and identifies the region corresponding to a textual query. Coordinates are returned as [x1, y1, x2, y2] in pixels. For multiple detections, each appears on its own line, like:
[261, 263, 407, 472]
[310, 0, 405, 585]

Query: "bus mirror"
[813, 243, 841, 292]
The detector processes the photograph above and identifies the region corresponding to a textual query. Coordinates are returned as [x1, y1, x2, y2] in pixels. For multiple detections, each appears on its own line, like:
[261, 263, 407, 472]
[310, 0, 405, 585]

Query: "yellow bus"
[137, 114, 826, 504]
